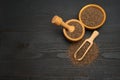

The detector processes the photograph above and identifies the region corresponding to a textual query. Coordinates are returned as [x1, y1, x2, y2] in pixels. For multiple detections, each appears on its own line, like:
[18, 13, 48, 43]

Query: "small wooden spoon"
[74, 30, 99, 61]
[51, 15, 75, 32]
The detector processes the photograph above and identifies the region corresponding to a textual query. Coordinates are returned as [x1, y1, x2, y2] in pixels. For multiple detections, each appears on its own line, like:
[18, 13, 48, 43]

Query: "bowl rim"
[63, 19, 85, 41]
[79, 4, 106, 30]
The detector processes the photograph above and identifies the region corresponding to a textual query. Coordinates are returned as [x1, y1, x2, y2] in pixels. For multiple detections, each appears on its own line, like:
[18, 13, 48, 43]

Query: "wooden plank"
[0, 0, 120, 80]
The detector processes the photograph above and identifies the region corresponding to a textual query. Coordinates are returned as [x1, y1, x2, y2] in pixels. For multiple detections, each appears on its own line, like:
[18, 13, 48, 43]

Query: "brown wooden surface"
[0, 0, 120, 80]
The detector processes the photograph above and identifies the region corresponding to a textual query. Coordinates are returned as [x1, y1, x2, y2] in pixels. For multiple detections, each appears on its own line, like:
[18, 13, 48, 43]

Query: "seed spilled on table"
[68, 39, 99, 66]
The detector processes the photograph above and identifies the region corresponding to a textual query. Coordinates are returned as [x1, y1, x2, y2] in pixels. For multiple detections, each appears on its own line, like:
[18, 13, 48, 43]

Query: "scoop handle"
[88, 31, 99, 42]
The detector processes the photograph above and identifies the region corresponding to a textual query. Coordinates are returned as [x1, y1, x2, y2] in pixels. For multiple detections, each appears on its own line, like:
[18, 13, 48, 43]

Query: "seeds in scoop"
[75, 41, 90, 59]
[68, 39, 99, 66]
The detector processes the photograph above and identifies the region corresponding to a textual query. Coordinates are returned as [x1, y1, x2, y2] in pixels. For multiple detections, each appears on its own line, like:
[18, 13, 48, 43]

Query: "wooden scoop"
[74, 30, 99, 61]
[51, 15, 75, 32]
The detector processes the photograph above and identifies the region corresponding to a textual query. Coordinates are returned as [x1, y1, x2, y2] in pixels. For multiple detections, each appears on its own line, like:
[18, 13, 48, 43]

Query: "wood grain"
[0, 0, 120, 80]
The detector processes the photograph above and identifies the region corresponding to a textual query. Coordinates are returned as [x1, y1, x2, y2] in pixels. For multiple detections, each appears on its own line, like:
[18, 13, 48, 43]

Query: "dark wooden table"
[0, 0, 120, 80]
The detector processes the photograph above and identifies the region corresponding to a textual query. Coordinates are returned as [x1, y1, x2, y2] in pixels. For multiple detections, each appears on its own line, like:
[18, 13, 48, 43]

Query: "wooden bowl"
[63, 19, 85, 41]
[79, 4, 106, 29]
